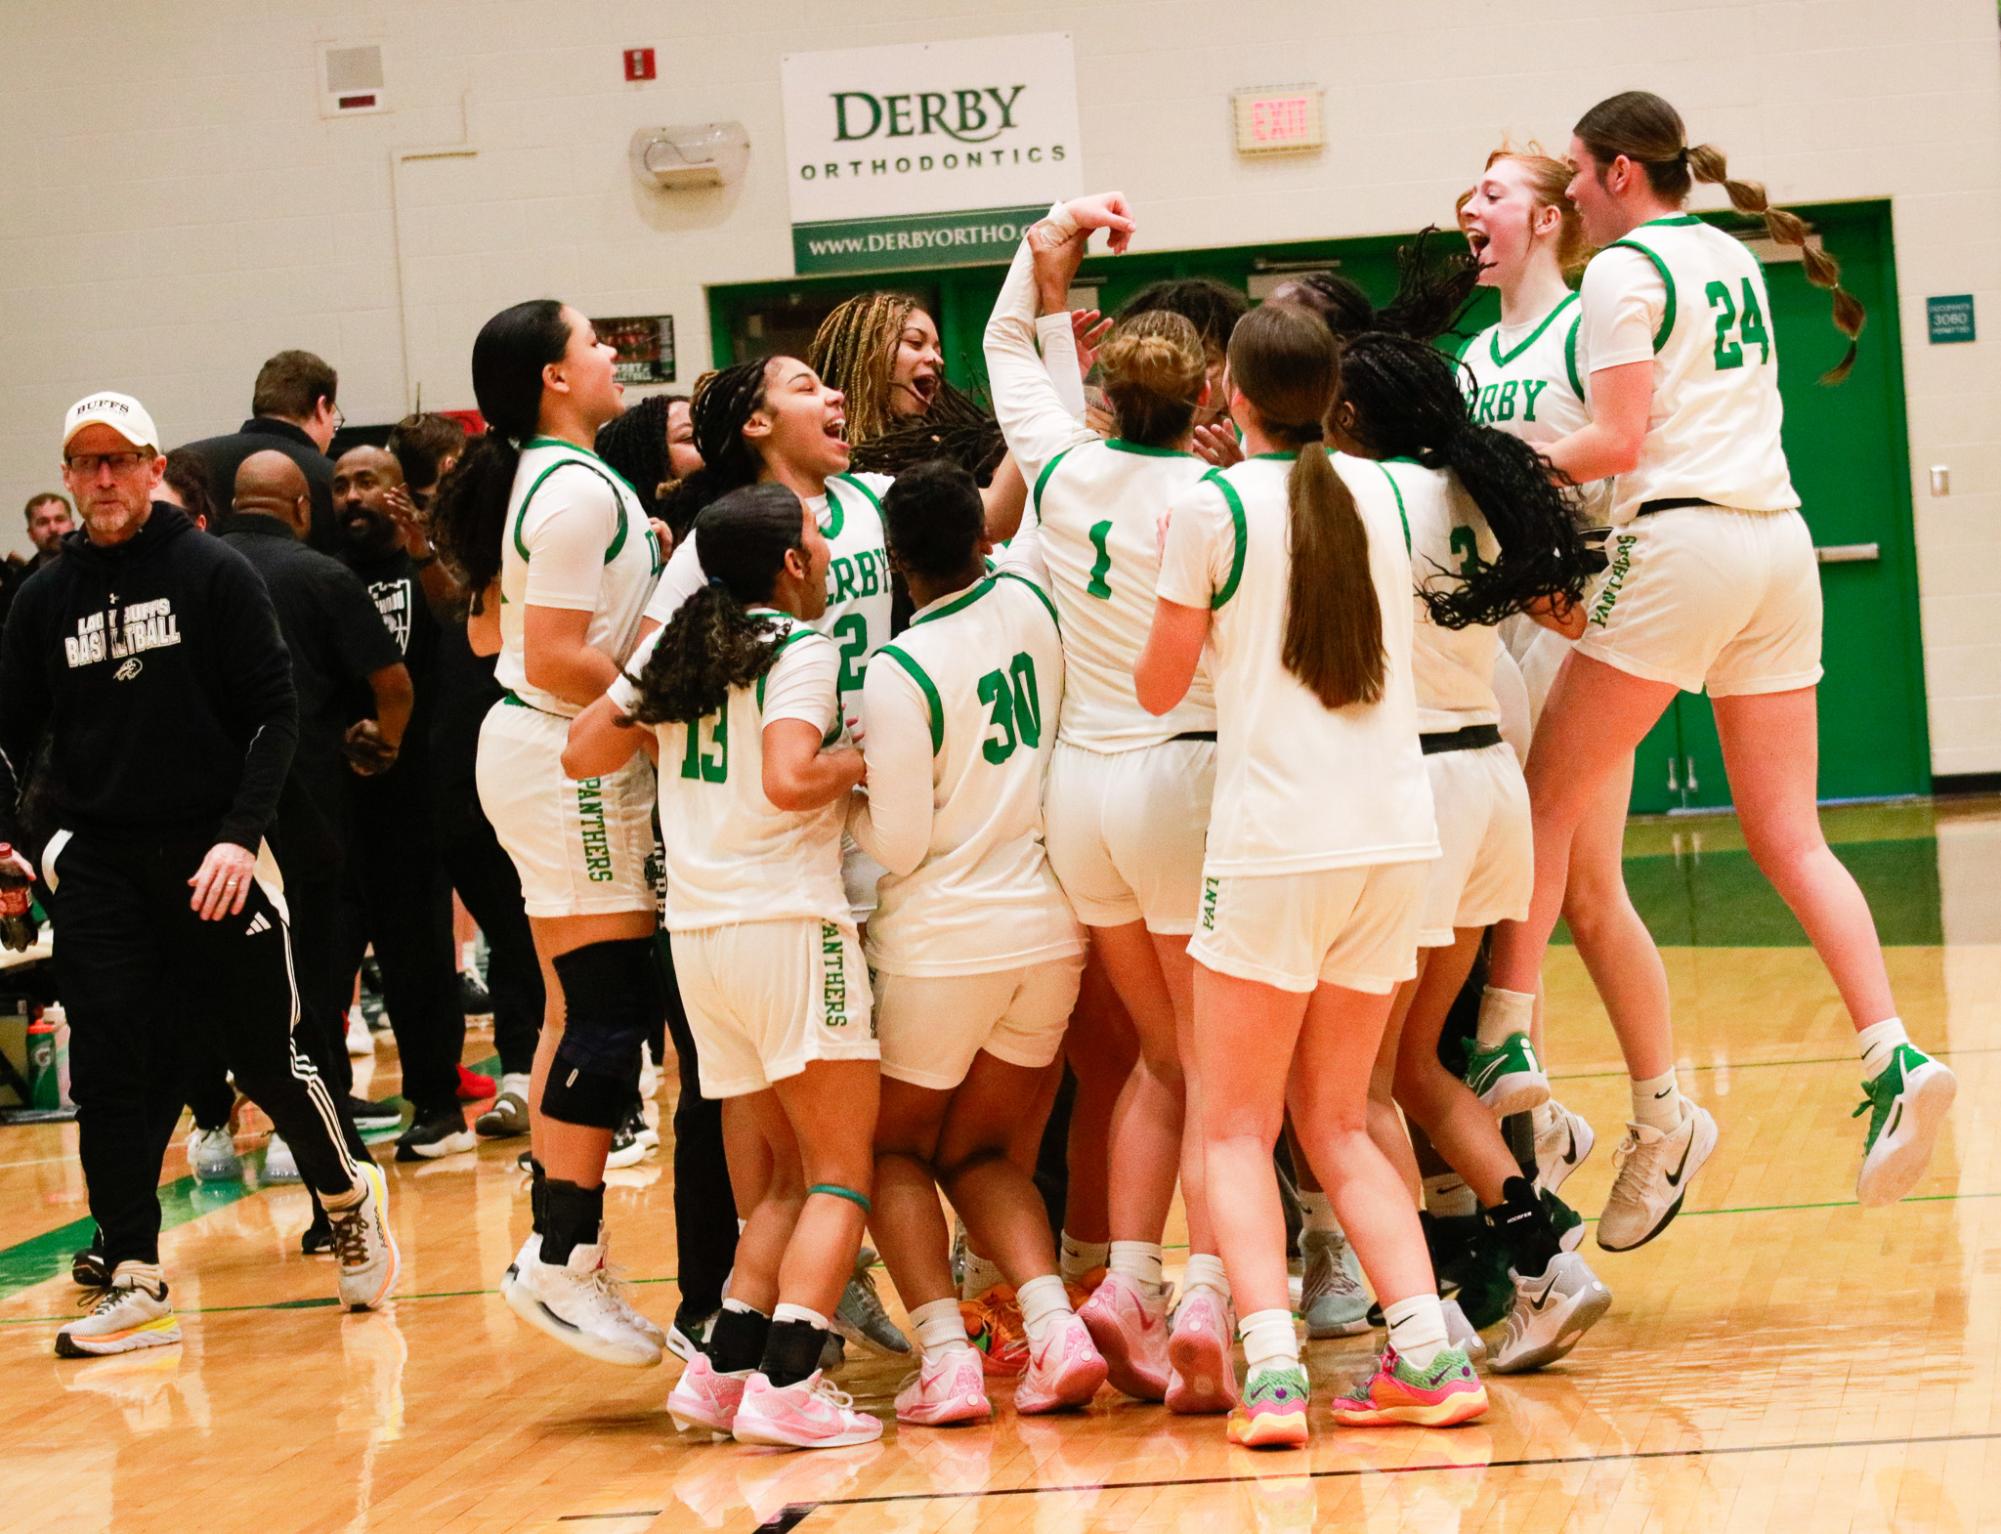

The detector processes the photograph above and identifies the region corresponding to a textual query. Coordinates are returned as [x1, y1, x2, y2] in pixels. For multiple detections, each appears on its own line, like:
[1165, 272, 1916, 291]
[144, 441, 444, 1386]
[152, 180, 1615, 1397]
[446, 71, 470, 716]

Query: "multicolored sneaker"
[732, 1370, 884, 1449]
[667, 1352, 749, 1439]
[1534, 1099, 1595, 1196]
[1542, 1189, 1585, 1254]
[1461, 1032, 1550, 1118]
[55, 1265, 182, 1358]
[1165, 1288, 1238, 1414]
[1855, 1045, 1958, 1207]
[894, 1348, 992, 1426]
[1062, 1265, 1107, 1310]
[1015, 1313, 1107, 1415]
[1227, 1363, 1310, 1449]
[960, 1285, 1029, 1377]
[1300, 1227, 1371, 1338]
[1077, 1270, 1170, 1401]
[1329, 1345, 1488, 1427]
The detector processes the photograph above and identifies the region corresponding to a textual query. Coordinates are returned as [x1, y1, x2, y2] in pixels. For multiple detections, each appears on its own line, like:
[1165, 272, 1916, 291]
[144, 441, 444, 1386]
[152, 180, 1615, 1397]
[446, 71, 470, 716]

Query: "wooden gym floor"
[2, 797, 1996, 1534]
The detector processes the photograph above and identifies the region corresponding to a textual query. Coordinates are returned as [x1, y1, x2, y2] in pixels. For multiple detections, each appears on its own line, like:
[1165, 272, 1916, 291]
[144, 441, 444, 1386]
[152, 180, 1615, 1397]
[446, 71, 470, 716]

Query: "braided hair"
[594, 394, 669, 520]
[1338, 332, 1591, 630]
[1279, 226, 1482, 348]
[626, 483, 805, 726]
[657, 360, 772, 539]
[809, 291, 926, 449]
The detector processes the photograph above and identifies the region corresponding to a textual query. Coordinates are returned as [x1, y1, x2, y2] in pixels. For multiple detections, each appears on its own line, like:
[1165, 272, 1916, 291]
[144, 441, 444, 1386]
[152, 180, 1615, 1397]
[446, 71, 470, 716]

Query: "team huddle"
[22, 88, 1955, 1452]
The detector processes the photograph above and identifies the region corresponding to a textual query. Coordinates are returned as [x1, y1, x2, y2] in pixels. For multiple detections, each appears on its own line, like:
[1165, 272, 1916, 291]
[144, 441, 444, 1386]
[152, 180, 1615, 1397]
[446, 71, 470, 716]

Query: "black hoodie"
[0, 502, 298, 855]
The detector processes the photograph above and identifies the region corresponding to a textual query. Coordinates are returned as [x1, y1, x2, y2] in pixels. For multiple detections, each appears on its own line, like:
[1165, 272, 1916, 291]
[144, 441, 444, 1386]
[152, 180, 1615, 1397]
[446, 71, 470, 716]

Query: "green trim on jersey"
[1371, 461, 1414, 555]
[1451, 331, 1478, 366]
[1636, 214, 1703, 228]
[1250, 450, 1298, 462]
[511, 456, 631, 567]
[909, 576, 995, 627]
[1202, 469, 1249, 610]
[524, 435, 608, 460]
[1032, 445, 1076, 517]
[996, 569, 1061, 630]
[1104, 438, 1191, 458]
[877, 643, 944, 754]
[1564, 316, 1585, 400]
[754, 626, 823, 711]
[1489, 291, 1579, 368]
[1602, 238, 1677, 352]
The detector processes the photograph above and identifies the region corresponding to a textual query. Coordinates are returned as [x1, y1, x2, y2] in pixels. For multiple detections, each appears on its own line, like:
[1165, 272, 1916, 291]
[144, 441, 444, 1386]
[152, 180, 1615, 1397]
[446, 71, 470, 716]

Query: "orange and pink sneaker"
[666, 1353, 747, 1440]
[1227, 1363, 1310, 1449]
[732, 1369, 883, 1449]
[1329, 1344, 1488, 1428]
[1165, 1288, 1238, 1414]
[894, 1348, 992, 1427]
[1077, 1270, 1169, 1401]
[1062, 1265, 1108, 1310]
[1015, 1312, 1107, 1415]
[960, 1286, 1030, 1378]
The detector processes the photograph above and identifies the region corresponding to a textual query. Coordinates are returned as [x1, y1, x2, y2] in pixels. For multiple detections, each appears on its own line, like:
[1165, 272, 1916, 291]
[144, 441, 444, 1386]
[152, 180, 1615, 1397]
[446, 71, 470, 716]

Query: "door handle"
[1815, 542, 1880, 564]
[1666, 757, 1679, 794]
[1685, 756, 1699, 795]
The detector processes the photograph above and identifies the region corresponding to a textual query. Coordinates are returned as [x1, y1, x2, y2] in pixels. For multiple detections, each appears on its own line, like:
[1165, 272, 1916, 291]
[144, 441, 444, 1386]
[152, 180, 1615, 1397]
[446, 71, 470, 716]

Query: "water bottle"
[0, 843, 37, 952]
[25, 1015, 57, 1110]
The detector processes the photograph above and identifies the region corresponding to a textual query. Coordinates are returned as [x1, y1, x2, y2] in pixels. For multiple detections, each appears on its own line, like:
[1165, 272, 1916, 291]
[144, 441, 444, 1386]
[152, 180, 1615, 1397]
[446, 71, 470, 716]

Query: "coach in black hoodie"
[0, 392, 391, 1344]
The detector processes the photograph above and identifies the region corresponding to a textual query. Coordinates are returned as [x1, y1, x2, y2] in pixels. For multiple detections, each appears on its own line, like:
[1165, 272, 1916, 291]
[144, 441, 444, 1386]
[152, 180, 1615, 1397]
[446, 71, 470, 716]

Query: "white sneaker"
[1441, 1297, 1488, 1366]
[1855, 1045, 1958, 1207]
[504, 1235, 662, 1367]
[499, 1233, 537, 1307]
[638, 1043, 662, 1101]
[56, 1264, 182, 1357]
[605, 1108, 650, 1169]
[1596, 1102, 1718, 1252]
[185, 1125, 243, 1184]
[330, 1161, 400, 1311]
[1534, 1099, 1595, 1197]
[262, 1134, 300, 1183]
[345, 1006, 374, 1057]
[1491, 1252, 1611, 1373]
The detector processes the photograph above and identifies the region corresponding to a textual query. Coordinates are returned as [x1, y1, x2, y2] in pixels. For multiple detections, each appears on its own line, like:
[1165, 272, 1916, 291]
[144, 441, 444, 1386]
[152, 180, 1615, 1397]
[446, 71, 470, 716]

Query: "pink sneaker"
[1165, 1288, 1238, 1414]
[894, 1349, 992, 1427]
[1015, 1312, 1108, 1415]
[666, 1353, 747, 1439]
[1077, 1271, 1169, 1401]
[732, 1370, 884, 1449]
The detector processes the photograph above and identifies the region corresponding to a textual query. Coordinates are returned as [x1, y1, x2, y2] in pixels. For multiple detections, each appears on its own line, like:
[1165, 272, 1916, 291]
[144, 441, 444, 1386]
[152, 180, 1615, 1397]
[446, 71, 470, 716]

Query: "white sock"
[1857, 1017, 1911, 1079]
[1016, 1274, 1073, 1348]
[1108, 1240, 1164, 1290]
[499, 1071, 531, 1097]
[1631, 1070, 1682, 1133]
[959, 1245, 1006, 1300]
[1238, 1308, 1301, 1375]
[1383, 1293, 1449, 1371]
[1297, 1189, 1337, 1236]
[1422, 1174, 1475, 1220]
[1531, 1099, 1558, 1136]
[1476, 987, 1536, 1051]
[909, 1296, 975, 1359]
[771, 1302, 830, 1331]
[1181, 1252, 1230, 1301]
[1059, 1232, 1109, 1284]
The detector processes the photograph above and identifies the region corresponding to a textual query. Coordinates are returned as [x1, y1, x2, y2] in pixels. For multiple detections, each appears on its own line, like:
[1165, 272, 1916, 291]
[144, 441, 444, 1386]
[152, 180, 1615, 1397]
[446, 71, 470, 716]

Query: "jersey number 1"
[976, 652, 1043, 765]
[1705, 277, 1771, 371]
[1085, 520, 1114, 600]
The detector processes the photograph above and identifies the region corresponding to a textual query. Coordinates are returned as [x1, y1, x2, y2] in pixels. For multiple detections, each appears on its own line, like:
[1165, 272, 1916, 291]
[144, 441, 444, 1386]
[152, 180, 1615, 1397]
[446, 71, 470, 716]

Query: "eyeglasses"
[65, 451, 152, 476]
[331, 405, 346, 435]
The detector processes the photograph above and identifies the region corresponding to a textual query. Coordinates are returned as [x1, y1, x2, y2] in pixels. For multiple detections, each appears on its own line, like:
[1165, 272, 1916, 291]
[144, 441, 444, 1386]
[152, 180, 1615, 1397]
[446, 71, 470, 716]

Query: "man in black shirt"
[0, 392, 397, 1353]
[178, 351, 341, 549]
[330, 445, 471, 1161]
[223, 453, 413, 1169]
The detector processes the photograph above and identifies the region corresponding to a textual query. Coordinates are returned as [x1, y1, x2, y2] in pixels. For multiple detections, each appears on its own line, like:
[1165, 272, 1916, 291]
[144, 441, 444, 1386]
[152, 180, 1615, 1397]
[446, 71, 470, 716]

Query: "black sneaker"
[458, 970, 494, 1017]
[72, 1229, 108, 1288]
[395, 1103, 476, 1162]
[605, 1104, 649, 1170]
[346, 1096, 404, 1132]
[302, 1212, 335, 1256]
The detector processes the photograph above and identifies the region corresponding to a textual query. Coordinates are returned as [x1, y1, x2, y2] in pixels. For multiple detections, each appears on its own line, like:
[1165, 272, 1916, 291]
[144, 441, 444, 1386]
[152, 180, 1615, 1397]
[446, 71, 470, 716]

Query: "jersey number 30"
[1705, 277, 1771, 371]
[976, 653, 1044, 765]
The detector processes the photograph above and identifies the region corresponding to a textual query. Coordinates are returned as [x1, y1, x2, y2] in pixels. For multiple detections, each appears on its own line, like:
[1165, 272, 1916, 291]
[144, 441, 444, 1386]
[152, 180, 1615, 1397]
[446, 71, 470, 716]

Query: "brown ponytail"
[1226, 304, 1384, 710]
[1576, 91, 1863, 384]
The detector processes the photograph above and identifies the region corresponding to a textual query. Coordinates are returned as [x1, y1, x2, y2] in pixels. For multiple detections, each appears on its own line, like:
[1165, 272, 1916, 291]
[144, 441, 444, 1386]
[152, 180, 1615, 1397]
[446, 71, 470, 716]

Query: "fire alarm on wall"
[624, 47, 656, 82]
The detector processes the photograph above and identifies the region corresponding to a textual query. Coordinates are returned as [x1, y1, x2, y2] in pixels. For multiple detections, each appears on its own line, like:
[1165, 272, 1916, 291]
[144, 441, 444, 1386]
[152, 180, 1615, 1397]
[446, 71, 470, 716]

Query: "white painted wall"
[2, 0, 1996, 772]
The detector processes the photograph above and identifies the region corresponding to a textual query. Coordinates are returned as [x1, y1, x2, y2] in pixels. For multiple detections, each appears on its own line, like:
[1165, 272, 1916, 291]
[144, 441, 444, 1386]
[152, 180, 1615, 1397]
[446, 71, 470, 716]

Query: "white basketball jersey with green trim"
[1457, 292, 1611, 526]
[1389, 459, 1505, 730]
[860, 571, 1082, 977]
[1033, 440, 1216, 750]
[1574, 215, 1798, 523]
[498, 438, 662, 717]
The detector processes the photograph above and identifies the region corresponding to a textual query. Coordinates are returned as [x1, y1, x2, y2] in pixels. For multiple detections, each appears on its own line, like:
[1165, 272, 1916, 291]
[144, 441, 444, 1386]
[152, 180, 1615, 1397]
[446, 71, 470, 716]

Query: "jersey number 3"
[976, 653, 1044, 765]
[1705, 277, 1771, 371]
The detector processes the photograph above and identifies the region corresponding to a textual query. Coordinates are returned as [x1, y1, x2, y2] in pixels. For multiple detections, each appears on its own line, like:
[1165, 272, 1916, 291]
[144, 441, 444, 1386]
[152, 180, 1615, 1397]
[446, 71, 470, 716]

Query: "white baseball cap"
[62, 391, 160, 455]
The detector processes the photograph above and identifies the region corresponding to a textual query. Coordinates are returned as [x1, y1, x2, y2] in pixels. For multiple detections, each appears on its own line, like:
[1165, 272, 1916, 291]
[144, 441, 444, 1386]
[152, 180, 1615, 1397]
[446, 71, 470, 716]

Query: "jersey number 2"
[1705, 278, 1770, 371]
[976, 653, 1043, 765]
[832, 613, 868, 694]
[679, 710, 728, 783]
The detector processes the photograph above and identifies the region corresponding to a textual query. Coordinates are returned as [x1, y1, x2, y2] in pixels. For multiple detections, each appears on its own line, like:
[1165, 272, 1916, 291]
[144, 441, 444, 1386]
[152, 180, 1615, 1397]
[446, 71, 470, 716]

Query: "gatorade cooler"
[25, 1016, 58, 1110]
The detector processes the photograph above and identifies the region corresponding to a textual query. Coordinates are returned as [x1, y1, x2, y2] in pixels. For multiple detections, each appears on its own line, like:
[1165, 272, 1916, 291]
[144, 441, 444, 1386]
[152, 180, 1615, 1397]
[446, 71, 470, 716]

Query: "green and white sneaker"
[1300, 1227, 1371, 1338]
[56, 1264, 182, 1358]
[1542, 1189, 1585, 1254]
[1461, 1032, 1550, 1118]
[1855, 1045, 1957, 1207]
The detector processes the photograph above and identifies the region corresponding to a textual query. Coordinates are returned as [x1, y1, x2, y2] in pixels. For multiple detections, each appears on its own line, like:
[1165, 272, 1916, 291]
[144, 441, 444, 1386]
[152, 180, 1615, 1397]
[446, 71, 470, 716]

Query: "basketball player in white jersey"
[986, 194, 1237, 1413]
[1479, 91, 1953, 1245]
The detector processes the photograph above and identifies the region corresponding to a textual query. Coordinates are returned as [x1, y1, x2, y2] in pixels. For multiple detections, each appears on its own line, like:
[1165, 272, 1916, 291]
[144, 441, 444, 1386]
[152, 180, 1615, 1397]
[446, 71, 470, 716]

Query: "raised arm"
[984, 204, 1101, 490]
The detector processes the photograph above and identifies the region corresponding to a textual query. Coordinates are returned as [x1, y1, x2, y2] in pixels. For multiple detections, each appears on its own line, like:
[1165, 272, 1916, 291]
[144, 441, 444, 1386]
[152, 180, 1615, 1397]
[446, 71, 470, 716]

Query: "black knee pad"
[550, 938, 662, 1082]
[541, 1060, 627, 1129]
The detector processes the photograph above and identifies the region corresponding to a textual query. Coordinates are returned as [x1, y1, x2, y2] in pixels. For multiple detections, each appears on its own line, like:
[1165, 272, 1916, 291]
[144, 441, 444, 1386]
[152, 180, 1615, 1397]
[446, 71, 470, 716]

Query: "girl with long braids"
[593, 392, 700, 527]
[1137, 302, 1484, 1448]
[1330, 331, 1612, 1373]
[984, 193, 1237, 1417]
[1475, 91, 1953, 1244]
[430, 300, 666, 1367]
[564, 484, 881, 1450]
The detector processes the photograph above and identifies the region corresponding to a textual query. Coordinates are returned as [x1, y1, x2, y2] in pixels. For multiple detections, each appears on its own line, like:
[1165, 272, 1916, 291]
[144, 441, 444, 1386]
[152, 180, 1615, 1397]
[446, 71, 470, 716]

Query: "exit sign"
[1232, 85, 1324, 156]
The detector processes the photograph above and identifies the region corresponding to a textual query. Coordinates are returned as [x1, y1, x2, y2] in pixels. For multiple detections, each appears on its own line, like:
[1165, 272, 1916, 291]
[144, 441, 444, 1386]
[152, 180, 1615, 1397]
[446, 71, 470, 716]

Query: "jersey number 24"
[1705, 277, 1771, 371]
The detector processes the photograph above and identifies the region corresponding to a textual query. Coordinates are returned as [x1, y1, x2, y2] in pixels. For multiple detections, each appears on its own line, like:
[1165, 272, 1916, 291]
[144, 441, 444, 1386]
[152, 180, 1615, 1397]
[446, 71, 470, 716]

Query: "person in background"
[179, 350, 342, 547]
[0, 493, 75, 633]
[592, 392, 698, 528]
